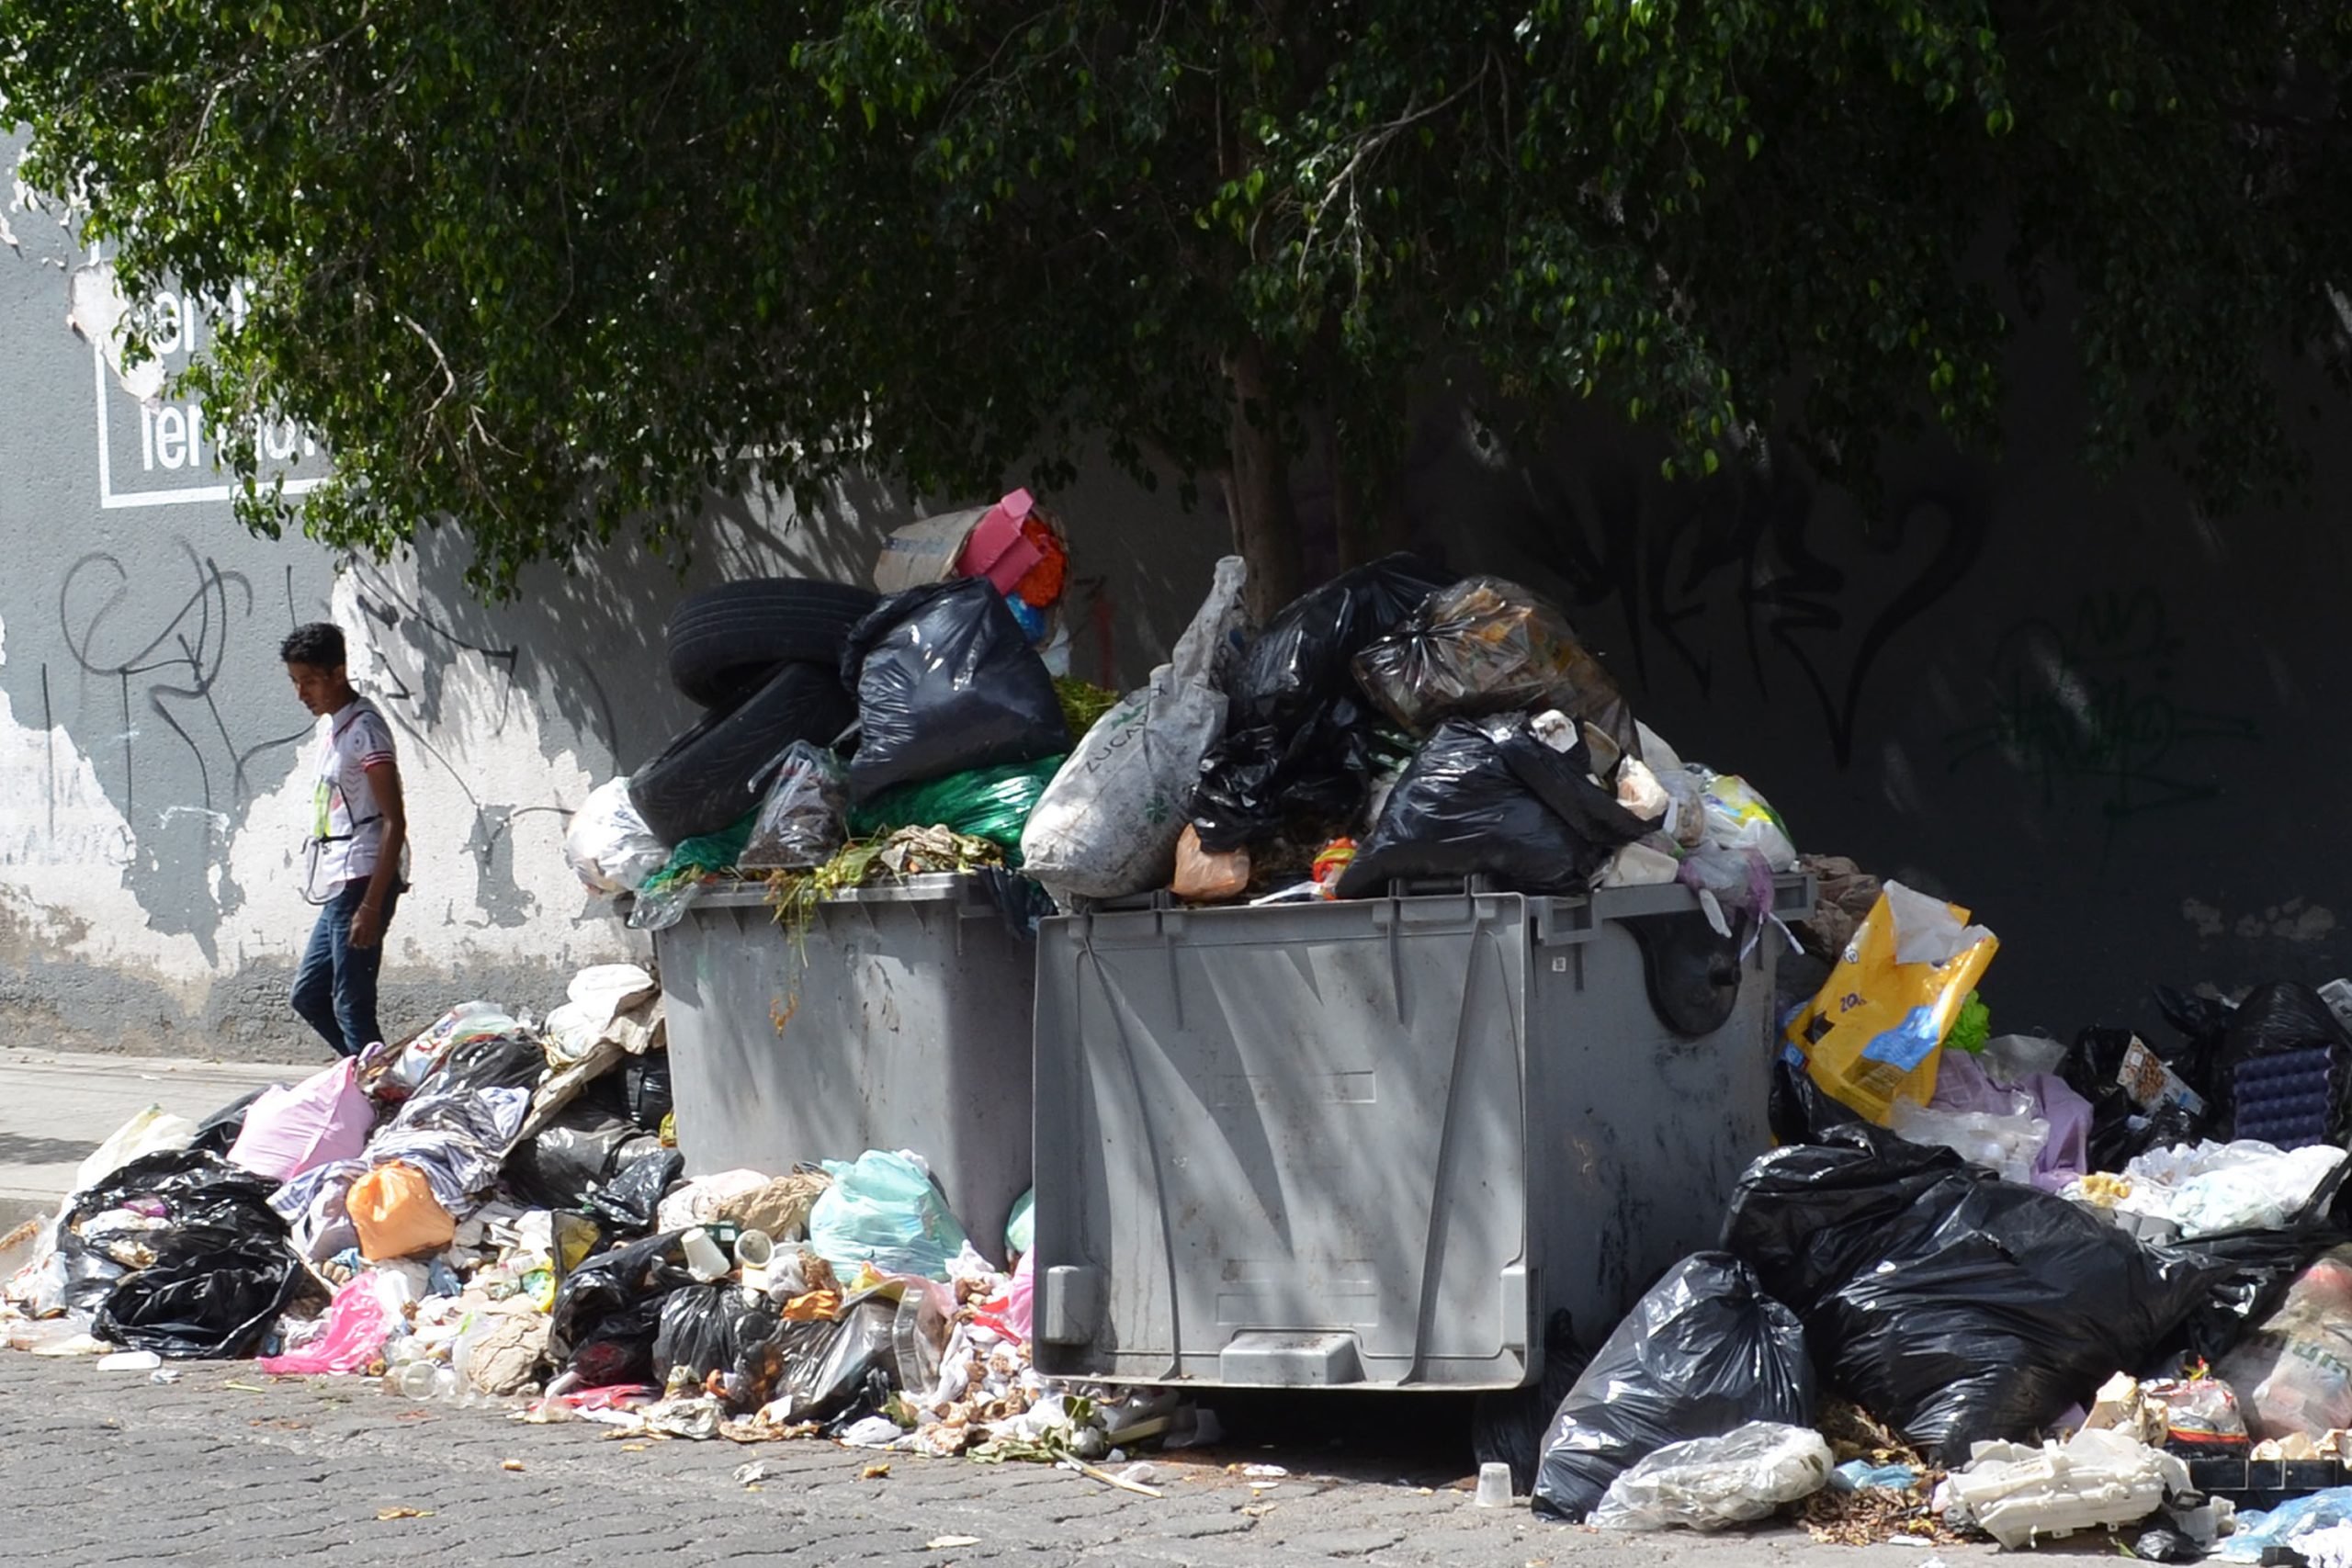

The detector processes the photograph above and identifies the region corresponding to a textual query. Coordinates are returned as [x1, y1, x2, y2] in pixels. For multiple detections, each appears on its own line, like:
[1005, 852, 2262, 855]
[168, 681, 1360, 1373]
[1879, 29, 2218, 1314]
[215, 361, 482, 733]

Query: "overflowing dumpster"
[1030, 876, 1810, 1391]
[652, 876, 1035, 1251]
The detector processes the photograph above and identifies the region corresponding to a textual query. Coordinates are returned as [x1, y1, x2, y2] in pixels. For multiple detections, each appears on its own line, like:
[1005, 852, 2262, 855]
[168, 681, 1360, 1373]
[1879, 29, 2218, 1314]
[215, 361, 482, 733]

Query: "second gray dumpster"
[651, 875, 1035, 1252]
[1030, 877, 1806, 1390]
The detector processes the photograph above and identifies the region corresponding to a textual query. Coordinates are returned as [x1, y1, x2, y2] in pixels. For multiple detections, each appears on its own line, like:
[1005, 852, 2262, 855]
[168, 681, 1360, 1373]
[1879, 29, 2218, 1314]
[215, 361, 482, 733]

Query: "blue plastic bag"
[807, 1150, 969, 1280]
[1004, 1188, 1035, 1260]
[2217, 1487, 2352, 1562]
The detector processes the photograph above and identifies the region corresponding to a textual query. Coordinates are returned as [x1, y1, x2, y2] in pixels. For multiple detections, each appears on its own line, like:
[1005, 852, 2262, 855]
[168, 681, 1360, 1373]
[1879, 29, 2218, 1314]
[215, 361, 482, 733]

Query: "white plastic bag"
[565, 778, 669, 894]
[1700, 773, 1797, 871]
[2117, 1140, 2346, 1239]
[1890, 1092, 2051, 1186]
[1592, 1421, 1835, 1530]
[1021, 557, 1248, 902]
[72, 1106, 198, 1196]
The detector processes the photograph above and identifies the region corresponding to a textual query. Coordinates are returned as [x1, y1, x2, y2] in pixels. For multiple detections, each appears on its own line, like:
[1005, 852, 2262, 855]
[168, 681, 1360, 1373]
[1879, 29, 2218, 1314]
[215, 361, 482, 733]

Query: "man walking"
[282, 621, 408, 1056]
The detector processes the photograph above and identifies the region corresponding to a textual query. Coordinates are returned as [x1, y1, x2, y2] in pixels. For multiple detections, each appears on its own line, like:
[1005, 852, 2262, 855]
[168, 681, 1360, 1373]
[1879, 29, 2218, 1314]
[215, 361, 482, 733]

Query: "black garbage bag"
[651, 1284, 783, 1407]
[2065, 1025, 2211, 1172]
[1189, 554, 1453, 851]
[840, 577, 1067, 803]
[50, 1233, 130, 1314]
[504, 1105, 644, 1211]
[1531, 1253, 1814, 1522]
[2162, 1212, 2352, 1366]
[91, 1223, 302, 1359]
[768, 1294, 900, 1427]
[1228, 554, 1455, 737]
[2222, 983, 2344, 1063]
[2154, 986, 2234, 1095]
[1766, 1055, 1866, 1147]
[1721, 1123, 2221, 1460]
[1473, 1310, 1591, 1495]
[187, 1088, 268, 1158]
[1186, 705, 1383, 852]
[1335, 715, 1646, 897]
[582, 1148, 684, 1236]
[548, 1229, 695, 1386]
[1351, 575, 1639, 753]
[428, 1031, 548, 1097]
[66, 1148, 285, 1235]
[625, 1053, 673, 1134]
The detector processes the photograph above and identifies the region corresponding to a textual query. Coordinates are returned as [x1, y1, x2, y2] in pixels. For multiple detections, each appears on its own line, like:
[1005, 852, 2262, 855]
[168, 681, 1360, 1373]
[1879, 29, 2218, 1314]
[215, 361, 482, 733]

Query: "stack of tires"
[627, 579, 878, 846]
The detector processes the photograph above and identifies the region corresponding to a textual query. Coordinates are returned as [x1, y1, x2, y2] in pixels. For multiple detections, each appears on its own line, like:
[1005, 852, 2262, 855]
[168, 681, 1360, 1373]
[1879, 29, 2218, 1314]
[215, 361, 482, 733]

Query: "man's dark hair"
[279, 621, 346, 668]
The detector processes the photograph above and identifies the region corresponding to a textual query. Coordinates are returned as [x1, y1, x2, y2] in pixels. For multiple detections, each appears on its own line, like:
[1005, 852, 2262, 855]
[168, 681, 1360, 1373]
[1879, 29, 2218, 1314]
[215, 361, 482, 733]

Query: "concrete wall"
[4, 126, 2343, 1059]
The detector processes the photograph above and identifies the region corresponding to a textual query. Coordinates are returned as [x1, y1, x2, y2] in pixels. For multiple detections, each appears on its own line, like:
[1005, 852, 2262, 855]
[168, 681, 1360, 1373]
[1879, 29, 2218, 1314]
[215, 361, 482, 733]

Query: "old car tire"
[628, 661, 854, 844]
[666, 579, 880, 707]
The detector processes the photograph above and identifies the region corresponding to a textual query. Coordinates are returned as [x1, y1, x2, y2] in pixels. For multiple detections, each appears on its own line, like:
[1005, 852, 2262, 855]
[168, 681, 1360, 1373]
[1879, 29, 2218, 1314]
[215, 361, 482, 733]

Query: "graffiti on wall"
[347, 565, 611, 928]
[1945, 588, 2259, 824]
[54, 539, 312, 832]
[1516, 457, 1990, 767]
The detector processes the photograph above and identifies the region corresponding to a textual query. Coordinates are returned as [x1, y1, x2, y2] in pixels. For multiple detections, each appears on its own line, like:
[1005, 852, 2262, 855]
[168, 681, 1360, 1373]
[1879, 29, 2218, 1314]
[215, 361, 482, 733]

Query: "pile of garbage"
[1507, 886, 2352, 1560]
[567, 507, 1799, 953]
[0, 972, 1195, 1477]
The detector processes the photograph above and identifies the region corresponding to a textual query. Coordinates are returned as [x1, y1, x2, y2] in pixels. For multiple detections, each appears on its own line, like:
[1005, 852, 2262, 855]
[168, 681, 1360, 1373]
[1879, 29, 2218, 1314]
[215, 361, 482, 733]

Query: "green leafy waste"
[1948, 989, 1991, 1055]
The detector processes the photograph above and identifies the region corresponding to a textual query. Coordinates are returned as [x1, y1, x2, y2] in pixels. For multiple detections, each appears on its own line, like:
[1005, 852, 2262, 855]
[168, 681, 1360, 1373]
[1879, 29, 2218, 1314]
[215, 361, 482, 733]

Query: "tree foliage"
[3, 3, 2346, 610]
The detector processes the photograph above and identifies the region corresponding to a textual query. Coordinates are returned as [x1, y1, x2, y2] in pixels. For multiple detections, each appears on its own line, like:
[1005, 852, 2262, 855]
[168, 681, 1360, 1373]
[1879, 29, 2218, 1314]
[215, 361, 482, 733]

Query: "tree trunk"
[1222, 340, 1302, 623]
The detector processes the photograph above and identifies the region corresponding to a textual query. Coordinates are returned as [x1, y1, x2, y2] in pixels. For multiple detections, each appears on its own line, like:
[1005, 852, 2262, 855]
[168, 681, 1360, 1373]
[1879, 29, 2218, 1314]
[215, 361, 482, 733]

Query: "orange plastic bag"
[349, 1161, 457, 1261]
[1172, 823, 1250, 901]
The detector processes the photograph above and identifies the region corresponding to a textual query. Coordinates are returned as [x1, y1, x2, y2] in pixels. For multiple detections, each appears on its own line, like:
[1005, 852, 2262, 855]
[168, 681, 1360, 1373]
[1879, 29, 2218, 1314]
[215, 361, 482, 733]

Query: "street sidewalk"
[0, 1049, 312, 1227]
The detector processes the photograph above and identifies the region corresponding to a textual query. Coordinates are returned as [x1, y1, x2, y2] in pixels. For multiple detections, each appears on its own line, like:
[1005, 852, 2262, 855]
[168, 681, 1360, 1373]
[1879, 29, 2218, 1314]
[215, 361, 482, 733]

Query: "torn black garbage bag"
[187, 1088, 268, 1158]
[67, 1148, 286, 1236]
[91, 1222, 302, 1359]
[769, 1294, 899, 1427]
[504, 1105, 644, 1212]
[1720, 1123, 2221, 1461]
[426, 1031, 548, 1097]
[548, 1229, 695, 1387]
[583, 1148, 684, 1235]
[652, 1284, 786, 1408]
[1532, 1253, 1814, 1522]
[625, 1053, 673, 1134]
[1188, 554, 1453, 851]
[1335, 714, 1645, 897]
[840, 577, 1067, 802]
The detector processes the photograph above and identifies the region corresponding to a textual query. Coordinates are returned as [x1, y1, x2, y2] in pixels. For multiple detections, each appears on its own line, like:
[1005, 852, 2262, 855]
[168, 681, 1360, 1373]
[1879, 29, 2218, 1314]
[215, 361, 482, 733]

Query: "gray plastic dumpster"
[650, 875, 1035, 1252]
[1030, 875, 1809, 1391]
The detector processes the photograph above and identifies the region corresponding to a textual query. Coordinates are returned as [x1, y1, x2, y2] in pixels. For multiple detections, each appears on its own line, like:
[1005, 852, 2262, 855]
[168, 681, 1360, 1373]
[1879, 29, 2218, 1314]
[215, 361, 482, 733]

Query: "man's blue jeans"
[290, 879, 400, 1057]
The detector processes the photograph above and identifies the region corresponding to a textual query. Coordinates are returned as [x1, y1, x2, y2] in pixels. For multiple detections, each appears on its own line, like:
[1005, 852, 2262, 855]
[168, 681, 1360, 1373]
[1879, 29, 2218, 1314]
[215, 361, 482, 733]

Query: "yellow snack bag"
[1785, 882, 1998, 1123]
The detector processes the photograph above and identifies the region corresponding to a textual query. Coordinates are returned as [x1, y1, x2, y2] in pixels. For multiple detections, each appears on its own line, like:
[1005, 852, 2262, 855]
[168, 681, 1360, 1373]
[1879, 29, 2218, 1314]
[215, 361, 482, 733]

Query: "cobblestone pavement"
[0, 1353, 2107, 1568]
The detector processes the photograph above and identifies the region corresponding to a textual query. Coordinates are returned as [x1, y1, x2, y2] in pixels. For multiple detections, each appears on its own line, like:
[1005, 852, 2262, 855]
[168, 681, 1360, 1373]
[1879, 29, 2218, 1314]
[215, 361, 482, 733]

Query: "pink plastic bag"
[228, 1058, 375, 1182]
[257, 1272, 402, 1375]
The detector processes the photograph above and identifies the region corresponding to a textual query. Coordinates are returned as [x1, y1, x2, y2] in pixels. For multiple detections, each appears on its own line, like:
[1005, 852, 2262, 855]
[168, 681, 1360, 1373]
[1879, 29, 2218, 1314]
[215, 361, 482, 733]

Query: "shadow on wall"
[368, 453, 1235, 787]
